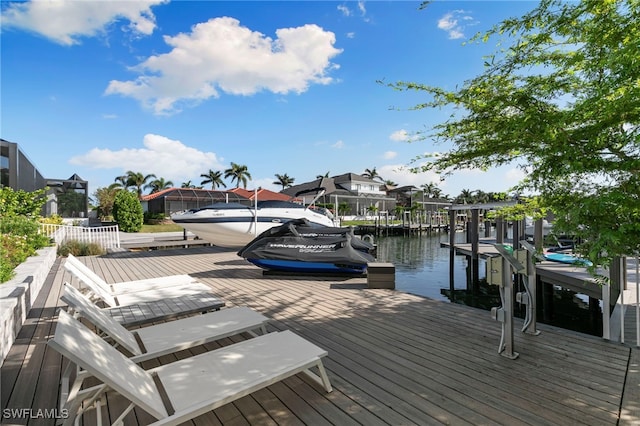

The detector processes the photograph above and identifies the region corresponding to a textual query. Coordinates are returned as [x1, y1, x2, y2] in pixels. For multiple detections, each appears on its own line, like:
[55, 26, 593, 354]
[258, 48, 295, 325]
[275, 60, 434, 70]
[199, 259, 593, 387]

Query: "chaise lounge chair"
[64, 261, 216, 309]
[88, 290, 225, 328]
[50, 310, 332, 426]
[64, 253, 206, 295]
[61, 283, 269, 362]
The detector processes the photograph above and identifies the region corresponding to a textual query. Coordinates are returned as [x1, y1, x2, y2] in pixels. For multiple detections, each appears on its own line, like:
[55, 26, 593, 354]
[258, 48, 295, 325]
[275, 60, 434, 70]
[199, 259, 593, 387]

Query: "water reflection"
[375, 233, 603, 337]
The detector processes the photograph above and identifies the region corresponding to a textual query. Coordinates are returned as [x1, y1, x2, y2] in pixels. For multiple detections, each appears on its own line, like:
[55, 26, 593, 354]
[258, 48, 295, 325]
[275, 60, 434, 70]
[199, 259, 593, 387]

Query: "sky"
[1, 0, 538, 198]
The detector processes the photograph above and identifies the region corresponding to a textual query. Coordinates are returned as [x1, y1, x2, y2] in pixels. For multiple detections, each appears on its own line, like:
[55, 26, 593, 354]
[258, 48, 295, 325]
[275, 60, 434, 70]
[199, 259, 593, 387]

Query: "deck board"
[1, 246, 639, 425]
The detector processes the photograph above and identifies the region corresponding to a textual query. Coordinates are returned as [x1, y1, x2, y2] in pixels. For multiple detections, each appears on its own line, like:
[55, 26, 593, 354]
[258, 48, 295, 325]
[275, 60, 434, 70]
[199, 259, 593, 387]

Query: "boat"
[170, 188, 337, 248]
[543, 252, 592, 266]
[237, 219, 376, 274]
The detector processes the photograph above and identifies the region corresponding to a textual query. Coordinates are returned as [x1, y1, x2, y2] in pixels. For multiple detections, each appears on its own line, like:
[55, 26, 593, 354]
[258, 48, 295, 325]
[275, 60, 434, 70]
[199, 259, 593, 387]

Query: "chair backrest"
[61, 283, 142, 356]
[64, 261, 118, 307]
[66, 254, 111, 290]
[49, 310, 168, 420]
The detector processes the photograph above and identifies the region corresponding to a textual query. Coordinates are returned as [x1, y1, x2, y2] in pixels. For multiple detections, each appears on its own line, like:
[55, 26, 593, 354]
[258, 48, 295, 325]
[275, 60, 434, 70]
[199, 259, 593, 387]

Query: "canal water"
[374, 232, 603, 337]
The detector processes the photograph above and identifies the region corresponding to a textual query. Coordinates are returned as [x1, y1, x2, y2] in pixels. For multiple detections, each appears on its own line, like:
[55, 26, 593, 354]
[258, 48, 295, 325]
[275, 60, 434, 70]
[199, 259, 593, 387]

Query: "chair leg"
[302, 360, 332, 393]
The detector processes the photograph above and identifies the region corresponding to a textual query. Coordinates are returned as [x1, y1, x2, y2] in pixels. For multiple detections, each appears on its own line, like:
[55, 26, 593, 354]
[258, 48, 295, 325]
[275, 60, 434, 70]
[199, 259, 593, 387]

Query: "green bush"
[57, 240, 106, 257]
[0, 233, 32, 282]
[39, 214, 64, 225]
[144, 211, 167, 224]
[0, 188, 51, 283]
[113, 190, 143, 232]
[0, 187, 46, 217]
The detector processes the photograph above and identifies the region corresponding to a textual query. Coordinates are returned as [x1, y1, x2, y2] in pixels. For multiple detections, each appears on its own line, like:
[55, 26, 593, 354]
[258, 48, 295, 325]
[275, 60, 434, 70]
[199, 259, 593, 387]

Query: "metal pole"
[254, 188, 258, 235]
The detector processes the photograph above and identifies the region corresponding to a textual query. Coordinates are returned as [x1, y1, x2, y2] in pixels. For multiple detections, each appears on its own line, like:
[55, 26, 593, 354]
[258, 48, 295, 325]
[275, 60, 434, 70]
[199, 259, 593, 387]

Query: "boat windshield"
[256, 200, 304, 209]
[311, 206, 335, 220]
[190, 202, 250, 212]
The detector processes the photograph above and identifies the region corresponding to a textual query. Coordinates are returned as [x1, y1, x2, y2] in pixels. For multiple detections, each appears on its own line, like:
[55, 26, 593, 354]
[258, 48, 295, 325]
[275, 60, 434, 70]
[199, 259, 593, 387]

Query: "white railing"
[39, 223, 120, 249]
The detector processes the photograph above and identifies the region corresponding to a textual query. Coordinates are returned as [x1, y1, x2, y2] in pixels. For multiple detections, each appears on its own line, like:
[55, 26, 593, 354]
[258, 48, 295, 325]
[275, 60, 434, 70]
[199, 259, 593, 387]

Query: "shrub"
[112, 190, 143, 232]
[0, 187, 50, 283]
[0, 234, 32, 282]
[57, 240, 106, 257]
[39, 214, 64, 225]
[0, 187, 46, 217]
[144, 211, 166, 223]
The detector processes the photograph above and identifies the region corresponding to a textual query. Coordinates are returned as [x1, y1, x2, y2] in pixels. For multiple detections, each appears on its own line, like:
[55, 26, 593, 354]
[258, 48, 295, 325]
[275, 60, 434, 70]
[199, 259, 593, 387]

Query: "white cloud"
[105, 17, 343, 115]
[389, 129, 409, 142]
[437, 10, 476, 40]
[379, 164, 441, 187]
[357, 1, 367, 16]
[69, 134, 224, 184]
[337, 5, 351, 17]
[505, 167, 527, 184]
[337, 1, 368, 21]
[331, 140, 345, 149]
[383, 151, 397, 160]
[1, 0, 165, 45]
[346, 32, 356, 39]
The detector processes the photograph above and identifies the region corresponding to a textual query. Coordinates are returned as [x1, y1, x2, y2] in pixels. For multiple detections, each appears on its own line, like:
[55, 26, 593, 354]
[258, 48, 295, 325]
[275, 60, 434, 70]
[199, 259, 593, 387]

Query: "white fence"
[39, 223, 120, 249]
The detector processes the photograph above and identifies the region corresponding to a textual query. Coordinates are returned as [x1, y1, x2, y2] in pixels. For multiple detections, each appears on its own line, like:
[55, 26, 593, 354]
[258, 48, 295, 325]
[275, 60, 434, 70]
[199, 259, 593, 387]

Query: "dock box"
[367, 262, 395, 289]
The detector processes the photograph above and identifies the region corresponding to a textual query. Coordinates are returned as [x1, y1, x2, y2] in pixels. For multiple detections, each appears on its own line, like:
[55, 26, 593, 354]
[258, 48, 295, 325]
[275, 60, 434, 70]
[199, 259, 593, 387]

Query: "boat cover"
[237, 219, 375, 266]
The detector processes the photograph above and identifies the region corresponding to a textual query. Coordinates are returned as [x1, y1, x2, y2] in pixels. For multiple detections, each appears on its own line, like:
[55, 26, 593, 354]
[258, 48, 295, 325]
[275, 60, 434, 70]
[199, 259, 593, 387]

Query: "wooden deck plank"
[217, 277, 603, 425]
[1, 246, 639, 426]
[2, 259, 65, 425]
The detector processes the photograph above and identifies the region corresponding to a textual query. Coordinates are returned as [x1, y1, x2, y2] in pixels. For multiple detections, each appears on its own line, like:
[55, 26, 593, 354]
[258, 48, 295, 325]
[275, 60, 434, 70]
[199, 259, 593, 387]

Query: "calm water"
[374, 232, 468, 301]
[374, 232, 603, 337]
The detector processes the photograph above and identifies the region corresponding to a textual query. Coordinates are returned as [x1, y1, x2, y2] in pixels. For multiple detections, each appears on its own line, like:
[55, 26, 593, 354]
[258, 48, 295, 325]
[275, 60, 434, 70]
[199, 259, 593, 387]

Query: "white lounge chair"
[50, 310, 332, 426]
[64, 260, 215, 308]
[99, 292, 225, 328]
[61, 283, 269, 362]
[65, 253, 203, 294]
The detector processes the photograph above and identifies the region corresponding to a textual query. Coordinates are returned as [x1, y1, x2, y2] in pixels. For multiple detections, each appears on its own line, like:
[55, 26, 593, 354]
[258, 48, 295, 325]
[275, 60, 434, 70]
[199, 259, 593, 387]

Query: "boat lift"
[487, 241, 541, 359]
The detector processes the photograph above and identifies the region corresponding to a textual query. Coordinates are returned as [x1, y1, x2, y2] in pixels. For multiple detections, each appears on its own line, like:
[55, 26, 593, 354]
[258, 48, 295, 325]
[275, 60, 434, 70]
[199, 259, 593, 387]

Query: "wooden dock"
[2, 246, 639, 425]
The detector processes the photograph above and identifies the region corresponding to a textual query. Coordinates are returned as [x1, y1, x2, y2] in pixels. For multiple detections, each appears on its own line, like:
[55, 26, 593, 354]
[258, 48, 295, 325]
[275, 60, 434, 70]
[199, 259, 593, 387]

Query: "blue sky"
[1, 0, 537, 198]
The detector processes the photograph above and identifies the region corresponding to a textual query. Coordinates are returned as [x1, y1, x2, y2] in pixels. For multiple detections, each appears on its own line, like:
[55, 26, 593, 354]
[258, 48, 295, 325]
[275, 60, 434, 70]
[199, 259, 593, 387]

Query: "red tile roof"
[228, 188, 296, 201]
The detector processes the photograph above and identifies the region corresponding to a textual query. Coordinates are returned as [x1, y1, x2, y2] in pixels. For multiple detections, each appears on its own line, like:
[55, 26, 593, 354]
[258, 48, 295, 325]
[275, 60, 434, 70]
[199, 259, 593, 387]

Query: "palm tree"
[421, 183, 437, 198]
[125, 171, 156, 198]
[200, 170, 227, 190]
[455, 189, 474, 204]
[181, 181, 196, 188]
[145, 177, 174, 194]
[273, 173, 295, 190]
[362, 167, 383, 181]
[224, 162, 252, 188]
[316, 171, 330, 179]
[383, 179, 397, 187]
[113, 175, 129, 189]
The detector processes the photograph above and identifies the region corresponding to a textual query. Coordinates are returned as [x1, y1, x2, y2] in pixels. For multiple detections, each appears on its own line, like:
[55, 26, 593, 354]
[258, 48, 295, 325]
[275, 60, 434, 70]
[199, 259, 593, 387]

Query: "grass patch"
[139, 223, 185, 233]
[58, 240, 106, 257]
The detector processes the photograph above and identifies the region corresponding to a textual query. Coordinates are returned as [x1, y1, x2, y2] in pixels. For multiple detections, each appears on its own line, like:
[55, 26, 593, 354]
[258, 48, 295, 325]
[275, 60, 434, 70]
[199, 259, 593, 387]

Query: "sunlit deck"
[2, 246, 639, 425]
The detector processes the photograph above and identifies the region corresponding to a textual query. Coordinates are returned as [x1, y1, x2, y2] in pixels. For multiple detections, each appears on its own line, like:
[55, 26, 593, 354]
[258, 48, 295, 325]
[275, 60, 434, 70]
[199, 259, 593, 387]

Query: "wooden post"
[496, 217, 504, 244]
[449, 208, 456, 298]
[534, 218, 544, 250]
[470, 209, 479, 291]
[484, 220, 491, 238]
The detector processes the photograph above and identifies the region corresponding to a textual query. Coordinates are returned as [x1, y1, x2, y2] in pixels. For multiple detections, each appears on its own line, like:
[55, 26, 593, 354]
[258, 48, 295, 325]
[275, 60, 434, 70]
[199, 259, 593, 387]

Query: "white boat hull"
[171, 204, 337, 248]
